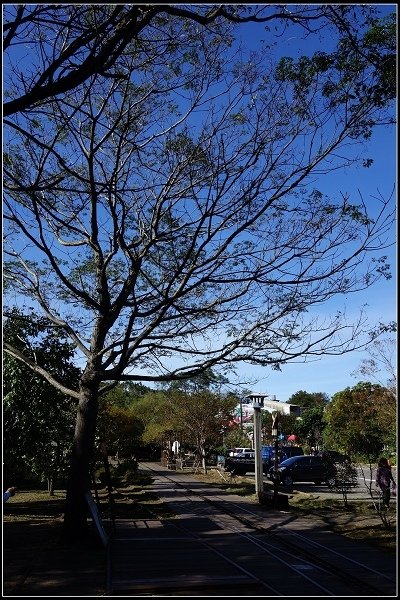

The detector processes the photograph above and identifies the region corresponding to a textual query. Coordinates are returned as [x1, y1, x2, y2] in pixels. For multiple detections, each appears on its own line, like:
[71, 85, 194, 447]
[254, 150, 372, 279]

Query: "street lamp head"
[247, 392, 268, 409]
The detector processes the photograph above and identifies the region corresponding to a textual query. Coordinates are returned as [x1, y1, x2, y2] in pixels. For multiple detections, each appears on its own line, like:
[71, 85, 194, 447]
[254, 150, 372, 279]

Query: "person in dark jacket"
[3, 487, 17, 502]
[376, 457, 395, 508]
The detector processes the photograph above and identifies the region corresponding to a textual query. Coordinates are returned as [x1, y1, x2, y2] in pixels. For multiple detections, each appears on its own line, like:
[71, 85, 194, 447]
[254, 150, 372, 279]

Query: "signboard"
[271, 411, 279, 436]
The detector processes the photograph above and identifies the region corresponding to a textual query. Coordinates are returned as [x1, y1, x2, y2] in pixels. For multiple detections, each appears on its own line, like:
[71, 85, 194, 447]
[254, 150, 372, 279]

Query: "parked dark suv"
[268, 455, 336, 486]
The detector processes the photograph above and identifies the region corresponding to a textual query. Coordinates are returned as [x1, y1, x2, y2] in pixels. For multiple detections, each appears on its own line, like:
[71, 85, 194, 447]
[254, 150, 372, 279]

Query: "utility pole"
[248, 393, 268, 501]
[272, 411, 280, 508]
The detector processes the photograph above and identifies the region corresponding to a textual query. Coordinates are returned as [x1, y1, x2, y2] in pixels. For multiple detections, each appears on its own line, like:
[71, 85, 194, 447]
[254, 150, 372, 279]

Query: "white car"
[229, 447, 253, 457]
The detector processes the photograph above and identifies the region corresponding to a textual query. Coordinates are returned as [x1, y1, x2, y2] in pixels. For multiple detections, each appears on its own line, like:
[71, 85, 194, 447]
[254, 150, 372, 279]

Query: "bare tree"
[351, 324, 397, 392]
[3, 8, 395, 538]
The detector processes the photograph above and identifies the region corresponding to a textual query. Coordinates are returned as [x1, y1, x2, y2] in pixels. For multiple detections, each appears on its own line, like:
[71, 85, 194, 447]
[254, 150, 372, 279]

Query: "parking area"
[247, 465, 397, 502]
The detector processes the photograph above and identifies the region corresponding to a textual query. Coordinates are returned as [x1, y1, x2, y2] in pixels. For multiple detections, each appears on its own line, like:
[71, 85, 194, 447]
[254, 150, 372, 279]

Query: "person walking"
[376, 457, 395, 508]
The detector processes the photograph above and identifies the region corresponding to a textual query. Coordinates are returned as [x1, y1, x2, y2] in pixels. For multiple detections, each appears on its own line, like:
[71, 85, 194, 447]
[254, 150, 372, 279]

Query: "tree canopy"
[4, 7, 395, 389]
[3, 311, 80, 488]
[322, 382, 396, 459]
[287, 390, 330, 409]
[130, 385, 237, 472]
[4, 5, 395, 116]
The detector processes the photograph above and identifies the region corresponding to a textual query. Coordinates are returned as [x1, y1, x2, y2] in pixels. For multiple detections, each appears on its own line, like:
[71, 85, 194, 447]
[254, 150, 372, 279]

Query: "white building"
[233, 396, 302, 426]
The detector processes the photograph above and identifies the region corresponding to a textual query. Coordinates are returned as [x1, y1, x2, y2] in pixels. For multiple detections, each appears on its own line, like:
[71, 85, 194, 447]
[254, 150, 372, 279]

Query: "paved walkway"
[3, 524, 107, 596]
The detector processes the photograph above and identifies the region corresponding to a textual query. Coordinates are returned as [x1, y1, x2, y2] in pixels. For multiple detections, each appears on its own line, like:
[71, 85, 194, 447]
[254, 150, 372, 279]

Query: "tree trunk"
[48, 477, 55, 496]
[61, 379, 99, 542]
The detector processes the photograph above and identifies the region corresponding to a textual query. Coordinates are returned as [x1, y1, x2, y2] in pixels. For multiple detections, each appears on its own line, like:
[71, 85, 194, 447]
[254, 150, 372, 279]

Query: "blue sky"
[235, 124, 396, 402]
[228, 7, 397, 401]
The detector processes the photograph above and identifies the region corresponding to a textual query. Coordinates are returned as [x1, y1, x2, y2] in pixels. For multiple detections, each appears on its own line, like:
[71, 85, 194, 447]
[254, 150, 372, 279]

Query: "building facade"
[233, 396, 302, 426]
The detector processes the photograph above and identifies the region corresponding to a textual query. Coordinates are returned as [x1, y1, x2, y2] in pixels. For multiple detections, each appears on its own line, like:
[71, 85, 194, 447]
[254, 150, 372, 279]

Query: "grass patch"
[4, 490, 67, 520]
[221, 482, 257, 496]
[3, 469, 174, 527]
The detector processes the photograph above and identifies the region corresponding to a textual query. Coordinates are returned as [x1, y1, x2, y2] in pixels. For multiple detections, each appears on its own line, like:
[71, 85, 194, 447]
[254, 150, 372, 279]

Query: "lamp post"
[271, 411, 280, 508]
[248, 393, 268, 501]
